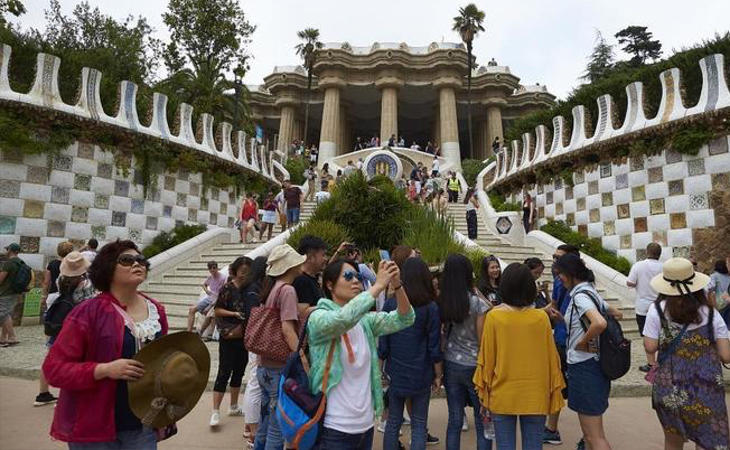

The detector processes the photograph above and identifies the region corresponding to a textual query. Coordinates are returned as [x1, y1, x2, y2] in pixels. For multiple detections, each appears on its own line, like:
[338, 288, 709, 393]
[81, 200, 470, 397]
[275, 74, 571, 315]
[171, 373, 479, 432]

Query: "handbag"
[645, 302, 689, 384]
[244, 283, 291, 363]
[221, 323, 244, 340]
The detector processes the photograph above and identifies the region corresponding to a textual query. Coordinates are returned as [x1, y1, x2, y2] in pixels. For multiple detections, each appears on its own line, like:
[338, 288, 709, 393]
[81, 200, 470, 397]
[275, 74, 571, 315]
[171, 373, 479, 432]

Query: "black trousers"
[466, 209, 478, 239]
[213, 338, 248, 393]
[448, 190, 458, 203]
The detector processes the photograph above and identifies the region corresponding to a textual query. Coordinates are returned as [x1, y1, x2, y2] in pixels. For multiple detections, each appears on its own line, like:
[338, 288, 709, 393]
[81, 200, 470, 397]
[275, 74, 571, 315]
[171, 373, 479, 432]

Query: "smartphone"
[379, 249, 391, 261]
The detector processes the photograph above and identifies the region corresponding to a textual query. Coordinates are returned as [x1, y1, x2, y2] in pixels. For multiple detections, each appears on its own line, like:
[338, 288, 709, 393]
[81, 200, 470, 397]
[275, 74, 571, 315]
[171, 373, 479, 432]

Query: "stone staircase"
[444, 201, 639, 339]
[144, 201, 317, 331]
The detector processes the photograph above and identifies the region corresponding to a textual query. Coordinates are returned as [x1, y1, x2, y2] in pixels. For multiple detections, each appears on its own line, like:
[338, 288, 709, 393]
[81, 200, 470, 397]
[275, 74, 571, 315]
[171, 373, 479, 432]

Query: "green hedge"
[505, 33, 730, 143]
[142, 224, 207, 259]
[286, 220, 351, 253]
[284, 156, 310, 185]
[488, 192, 522, 212]
[540, 220, 631, 275]
[461, 158, 489, 187]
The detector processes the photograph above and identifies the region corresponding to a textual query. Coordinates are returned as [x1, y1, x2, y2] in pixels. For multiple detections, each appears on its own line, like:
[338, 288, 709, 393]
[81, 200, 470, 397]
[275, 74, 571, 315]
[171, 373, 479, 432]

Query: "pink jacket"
[42, 291, 168, 443]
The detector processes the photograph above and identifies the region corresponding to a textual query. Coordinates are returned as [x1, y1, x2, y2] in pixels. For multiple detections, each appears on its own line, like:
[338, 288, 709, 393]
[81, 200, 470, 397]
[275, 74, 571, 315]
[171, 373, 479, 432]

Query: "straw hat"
[266, 244, 306, 277]
[128, 332, 210, 428]
[650, 257, 710, 297]
[60, 251, 90, 277]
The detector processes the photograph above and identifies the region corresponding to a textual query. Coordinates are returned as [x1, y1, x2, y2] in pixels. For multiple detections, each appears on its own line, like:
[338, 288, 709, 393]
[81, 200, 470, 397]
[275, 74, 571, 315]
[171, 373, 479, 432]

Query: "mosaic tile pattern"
[668, 180, 684, 196]
[648, 167, 663, 183]
[687, 159, 705, 176]
[630, 156, 644, 171]
[632, 186, 646, 202]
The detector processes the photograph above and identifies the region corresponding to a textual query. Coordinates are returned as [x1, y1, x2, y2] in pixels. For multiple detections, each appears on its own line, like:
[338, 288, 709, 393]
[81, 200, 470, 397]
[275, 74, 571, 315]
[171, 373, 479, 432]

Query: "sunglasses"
[343, 270, 363, 282]
[117, 254, 150, 268]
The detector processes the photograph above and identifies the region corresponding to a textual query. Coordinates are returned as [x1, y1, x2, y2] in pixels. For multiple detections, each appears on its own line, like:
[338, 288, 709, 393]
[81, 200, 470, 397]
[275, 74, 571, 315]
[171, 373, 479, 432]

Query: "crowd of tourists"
[2, 195, 729, 450]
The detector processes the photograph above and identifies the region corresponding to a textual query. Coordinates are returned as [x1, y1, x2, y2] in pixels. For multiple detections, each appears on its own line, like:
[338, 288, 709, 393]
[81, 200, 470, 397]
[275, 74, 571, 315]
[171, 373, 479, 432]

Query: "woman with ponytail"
[644, 258, 730, 450]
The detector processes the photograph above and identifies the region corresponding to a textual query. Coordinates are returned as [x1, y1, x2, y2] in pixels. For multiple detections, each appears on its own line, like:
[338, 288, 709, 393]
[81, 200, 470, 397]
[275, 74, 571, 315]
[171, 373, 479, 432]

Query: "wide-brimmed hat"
[128, 332, 210, 428]
[60, 251, 90, 277]
[650, 257, 710, 297]
[266, 244, 306, 277]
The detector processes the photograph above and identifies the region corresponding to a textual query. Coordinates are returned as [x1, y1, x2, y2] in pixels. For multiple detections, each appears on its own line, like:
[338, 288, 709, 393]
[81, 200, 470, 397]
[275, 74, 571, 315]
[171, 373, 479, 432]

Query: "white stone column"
[277, 104, 296, 152]
[318, 84, 342, 168]
[438, 84, 461, 170]
[376, 76, 403, 146]
[486, 103, 504, 156]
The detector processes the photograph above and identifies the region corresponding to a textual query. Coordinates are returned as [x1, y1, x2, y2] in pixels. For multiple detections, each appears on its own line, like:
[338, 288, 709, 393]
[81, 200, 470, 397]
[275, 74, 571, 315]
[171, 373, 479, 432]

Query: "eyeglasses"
[343, 270, 363, 282]
[117, 254, 150, 269]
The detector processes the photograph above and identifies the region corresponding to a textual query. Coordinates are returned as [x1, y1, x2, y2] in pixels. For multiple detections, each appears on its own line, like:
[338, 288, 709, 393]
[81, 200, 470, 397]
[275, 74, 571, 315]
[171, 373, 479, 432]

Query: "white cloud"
[11, 0, 730, 99]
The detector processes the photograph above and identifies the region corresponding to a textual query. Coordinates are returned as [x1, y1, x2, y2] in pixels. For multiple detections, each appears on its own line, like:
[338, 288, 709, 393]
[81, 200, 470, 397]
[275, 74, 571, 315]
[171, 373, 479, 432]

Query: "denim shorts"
[567, 358, 610, 416]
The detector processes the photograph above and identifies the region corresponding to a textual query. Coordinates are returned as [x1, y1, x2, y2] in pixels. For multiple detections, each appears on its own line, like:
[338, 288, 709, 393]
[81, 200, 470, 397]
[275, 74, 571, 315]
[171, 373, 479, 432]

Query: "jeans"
[68, 427, 156, 449]
[316, 427, 374, 450]
[286, 208, 300, 225]
[444, 361, 491, 450]
[383, 389, 430, 450]
[254, 366, 284, 450]
[492, 414, 545, 450]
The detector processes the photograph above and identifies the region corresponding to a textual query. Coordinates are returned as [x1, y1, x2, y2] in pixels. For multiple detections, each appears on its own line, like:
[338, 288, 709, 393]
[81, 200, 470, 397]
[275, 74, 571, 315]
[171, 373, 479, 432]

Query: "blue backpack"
[276, 315, 336, 450]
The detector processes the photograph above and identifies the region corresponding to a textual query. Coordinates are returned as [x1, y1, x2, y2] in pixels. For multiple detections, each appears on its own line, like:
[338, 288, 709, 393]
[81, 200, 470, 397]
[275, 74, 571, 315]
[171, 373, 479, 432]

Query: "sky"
[11, 0, 730, 99]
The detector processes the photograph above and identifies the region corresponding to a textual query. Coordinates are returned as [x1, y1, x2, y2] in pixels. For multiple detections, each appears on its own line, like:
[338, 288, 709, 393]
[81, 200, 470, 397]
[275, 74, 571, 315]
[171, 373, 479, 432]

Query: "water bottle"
[482, 411, 495, 440]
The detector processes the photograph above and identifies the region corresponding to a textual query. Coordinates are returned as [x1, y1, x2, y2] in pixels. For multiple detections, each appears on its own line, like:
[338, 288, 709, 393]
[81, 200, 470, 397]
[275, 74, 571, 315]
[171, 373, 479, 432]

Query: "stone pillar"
[318, 84, 342, 168]
[277, 104, 296, 152]
[376, 75, 403, 146]
[486, 103, 504, 156]
[337, 105, 348, 156]
[432, 104, 441, 146]
[438, 83, 461, 170]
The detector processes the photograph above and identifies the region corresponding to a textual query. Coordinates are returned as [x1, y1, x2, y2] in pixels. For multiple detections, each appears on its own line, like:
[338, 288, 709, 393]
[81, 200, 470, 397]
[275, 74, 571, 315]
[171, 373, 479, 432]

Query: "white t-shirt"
[565, 282, 609, 364]
[315, 191, 331, 204]
[432, 159, 440, 172]
[643, 301, 729, 340]
[324, 323, 374, 433]
[627, 259, 663, 315]
[81, 250, 97, 263]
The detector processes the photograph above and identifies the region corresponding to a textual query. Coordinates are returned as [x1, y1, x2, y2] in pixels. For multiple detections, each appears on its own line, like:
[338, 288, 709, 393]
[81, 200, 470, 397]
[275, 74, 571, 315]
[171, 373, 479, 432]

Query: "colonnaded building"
[247, 41, 554, 172]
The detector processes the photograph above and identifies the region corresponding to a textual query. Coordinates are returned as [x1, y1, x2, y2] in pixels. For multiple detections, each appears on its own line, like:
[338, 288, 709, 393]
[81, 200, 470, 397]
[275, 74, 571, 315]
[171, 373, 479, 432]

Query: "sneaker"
[33, 392, 57, 407]
[426, 433, 440, 445]
[638, 364, 652, 373]
[403, 416, 411, 426]
[543, 427, 562, 445]
[228, 405, 243, 416]
[576, 438, 586, 450]
[209, 411, 220, 427]
[462, 417, 469, 432]
[377, 421, 386, 433]
[398, 441, 406, 450]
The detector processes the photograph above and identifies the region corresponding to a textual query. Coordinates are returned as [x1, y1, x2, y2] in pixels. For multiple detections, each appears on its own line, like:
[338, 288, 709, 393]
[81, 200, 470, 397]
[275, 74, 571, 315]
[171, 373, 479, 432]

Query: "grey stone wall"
[0, 141, 241, 270]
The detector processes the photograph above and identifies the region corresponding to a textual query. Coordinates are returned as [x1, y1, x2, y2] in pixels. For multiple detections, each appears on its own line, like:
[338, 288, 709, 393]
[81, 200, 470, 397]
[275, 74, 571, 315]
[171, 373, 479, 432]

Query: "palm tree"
[453, 4, 485, 159]
[295, 28, 323, 148]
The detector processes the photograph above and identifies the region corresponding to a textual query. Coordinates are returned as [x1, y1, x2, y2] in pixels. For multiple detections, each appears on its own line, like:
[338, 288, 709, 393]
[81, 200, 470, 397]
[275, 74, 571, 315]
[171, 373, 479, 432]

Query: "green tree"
[0, 0, 25, 25]
[615, 25, 662, 66]
[453, 3, 485, 159]
[34, 0, 161, 112]
[582, 30, 615, 83]
[161, 0, 256, 126]
[295, 28, 323, 148]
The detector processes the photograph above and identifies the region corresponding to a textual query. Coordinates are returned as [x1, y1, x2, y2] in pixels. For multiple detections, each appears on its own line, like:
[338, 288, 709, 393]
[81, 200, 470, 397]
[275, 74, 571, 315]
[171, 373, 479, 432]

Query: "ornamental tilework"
[91, 225, 106, 240]
[576, 198, 586, 211]
[648, 167, 663, 183]
[578, 224, 587, 236]
[0, 216, 16, 234]
[617, 204, 630, 219]
[687, 158, 705, 176]
[51, 186, 69, 204]
[574, 171, 585, 184]
[588, 181, 598, 195]
[632, 186, 646, 202]
[188, 208, 197, 222]
[670, 213, 687, 229]
[77, 143, 95, 159]
[47, 221, 65, 237]
[566, 213, 575, 226]
[71, 206, 88, 223]
[634, 217, 648, 233]
[131, 199, 145, 214]
[689, 193, 709, 210]
[555, 202, 563, 215]
[665, 150, 682, 164]
[112, 211, 126, 227]
[650, 199, 665, 215]
[600, 163, 612, 178]
[27, 166, 49, 185]
[589, 208, 600, 222]
[630, 156, 644, 171]
[615, 174, 628, 190]
[708, 137, 728, 155]
[94, 195, 109, 209]
[673, 246, 691, 258]
[668, 180, 684, 196]
[604, 221, 615, 236]
[23, 200, 44, 218]
[189, 182, 200, 197]
[74, 174, 91, 191]
[565, 186, 573, 200]
[554, 178, 563, 190]
[636, 248, 648, 261]
[164, 176, 176, 191]
[53, 155, 72, 171]
[146, 216, 158, 230]
[114, 180, 130, 197]
[176, 193, 187, 207]
[0, 180, 21, 198]
[652, 231, 668, 246]
[601, 192, 613, 207]
[20, 236, 40, 253]
[97, 163, 113, 179]
[620, 235, 632, 249]
[163, 205, 172, 218]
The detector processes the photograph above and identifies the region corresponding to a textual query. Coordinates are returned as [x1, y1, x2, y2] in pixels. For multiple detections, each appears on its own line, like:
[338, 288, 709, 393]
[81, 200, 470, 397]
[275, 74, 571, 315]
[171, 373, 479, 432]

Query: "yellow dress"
[473, 307, 565, 415]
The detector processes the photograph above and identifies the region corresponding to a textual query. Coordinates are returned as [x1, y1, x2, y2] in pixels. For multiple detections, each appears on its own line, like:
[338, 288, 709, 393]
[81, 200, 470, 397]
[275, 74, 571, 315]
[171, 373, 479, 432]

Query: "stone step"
[145, 283, 204, 295]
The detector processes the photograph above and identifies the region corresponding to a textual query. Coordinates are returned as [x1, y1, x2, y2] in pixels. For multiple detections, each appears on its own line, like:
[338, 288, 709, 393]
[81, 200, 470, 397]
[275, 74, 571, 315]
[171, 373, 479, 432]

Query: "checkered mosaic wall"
[0, 142, 242, 270]
[511, 135, 730, 263]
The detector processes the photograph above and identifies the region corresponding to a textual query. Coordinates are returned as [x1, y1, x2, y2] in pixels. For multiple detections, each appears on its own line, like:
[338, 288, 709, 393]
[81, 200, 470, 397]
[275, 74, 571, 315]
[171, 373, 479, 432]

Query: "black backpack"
[10, 260, 33, 294]
[570, 289, 631, 380]
[44, 294, 76, 337]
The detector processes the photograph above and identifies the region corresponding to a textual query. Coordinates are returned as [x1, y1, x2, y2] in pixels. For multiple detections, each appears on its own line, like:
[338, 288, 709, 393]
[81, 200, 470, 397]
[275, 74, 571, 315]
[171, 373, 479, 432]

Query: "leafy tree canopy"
[582, 30, 615, 84]
[615, 25, 662, 66]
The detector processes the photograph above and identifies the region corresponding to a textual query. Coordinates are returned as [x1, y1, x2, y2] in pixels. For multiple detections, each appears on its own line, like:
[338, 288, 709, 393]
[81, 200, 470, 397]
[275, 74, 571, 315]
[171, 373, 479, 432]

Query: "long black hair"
[228, 256, 252, 282]
[477, 255, 501, 296]
[242, 256, 267, 291]
[553, 253, 595, 284]
[463, 187, 475, 204]
[438, 254, 474, 323]
[402, 257, 435, 308]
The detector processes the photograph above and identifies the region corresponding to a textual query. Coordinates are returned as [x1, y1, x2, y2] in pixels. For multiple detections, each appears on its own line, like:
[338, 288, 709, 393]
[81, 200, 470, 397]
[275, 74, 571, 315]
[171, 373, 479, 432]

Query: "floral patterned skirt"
[652, 325, 729, 449]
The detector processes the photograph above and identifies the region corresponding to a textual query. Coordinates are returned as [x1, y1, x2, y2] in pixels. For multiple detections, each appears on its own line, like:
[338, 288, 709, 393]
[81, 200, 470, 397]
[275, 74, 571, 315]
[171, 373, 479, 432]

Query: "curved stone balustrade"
[0, 43, 282, 184]
[484, 53, 730, 189]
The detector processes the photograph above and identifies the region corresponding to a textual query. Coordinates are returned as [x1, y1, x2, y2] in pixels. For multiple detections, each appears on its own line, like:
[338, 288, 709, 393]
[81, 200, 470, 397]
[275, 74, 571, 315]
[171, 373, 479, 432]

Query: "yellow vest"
[448, 178, 460, 191]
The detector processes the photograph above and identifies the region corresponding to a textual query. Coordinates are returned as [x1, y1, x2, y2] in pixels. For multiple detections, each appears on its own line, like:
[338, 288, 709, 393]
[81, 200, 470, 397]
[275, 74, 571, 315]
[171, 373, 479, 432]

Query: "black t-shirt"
[215, 282, 245, 334]
[292, 272, 324, 307]
[47, 259, 61, 294]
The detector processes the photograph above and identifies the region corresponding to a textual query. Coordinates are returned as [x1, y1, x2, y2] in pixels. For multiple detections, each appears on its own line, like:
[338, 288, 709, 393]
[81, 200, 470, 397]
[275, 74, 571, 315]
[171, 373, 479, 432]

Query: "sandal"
[5, 341, 19, 346]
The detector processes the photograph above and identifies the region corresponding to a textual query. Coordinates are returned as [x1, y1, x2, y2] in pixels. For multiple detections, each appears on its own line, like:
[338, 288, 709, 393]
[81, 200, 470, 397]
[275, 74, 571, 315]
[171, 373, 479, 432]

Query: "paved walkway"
[1, 376, 683, 449]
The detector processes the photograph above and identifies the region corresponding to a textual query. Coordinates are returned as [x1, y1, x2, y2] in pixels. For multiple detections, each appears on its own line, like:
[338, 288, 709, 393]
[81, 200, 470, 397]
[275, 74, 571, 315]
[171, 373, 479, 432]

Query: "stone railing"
[483, 53, 730, 188]
[0, 43, 283, 183]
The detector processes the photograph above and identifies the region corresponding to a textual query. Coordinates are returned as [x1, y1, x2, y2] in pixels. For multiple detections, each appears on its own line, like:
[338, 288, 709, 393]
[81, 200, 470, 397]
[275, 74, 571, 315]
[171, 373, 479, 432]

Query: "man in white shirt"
[431, 156, 440, 177]
[80, 238, 98, 263]
[315, 185, 331, 204]
[627, 242, 663, 372]
[355, 158, 364, 170]
[343, 160, 357, 177]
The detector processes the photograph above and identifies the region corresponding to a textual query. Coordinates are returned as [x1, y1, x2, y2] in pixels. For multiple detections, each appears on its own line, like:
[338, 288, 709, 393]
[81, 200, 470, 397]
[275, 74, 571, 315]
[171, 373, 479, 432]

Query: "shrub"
[488, 191, 522, 212]
[461, 158, 488, 187]
[142, 223, 207, 259]
[540, 220, 631, 275]
[286, 220, 351, 254]
[465, 247, 489, 285]
[402, 207, 465, 265]
[312, 172, 411, 251]
[284, 156, 310, 185]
